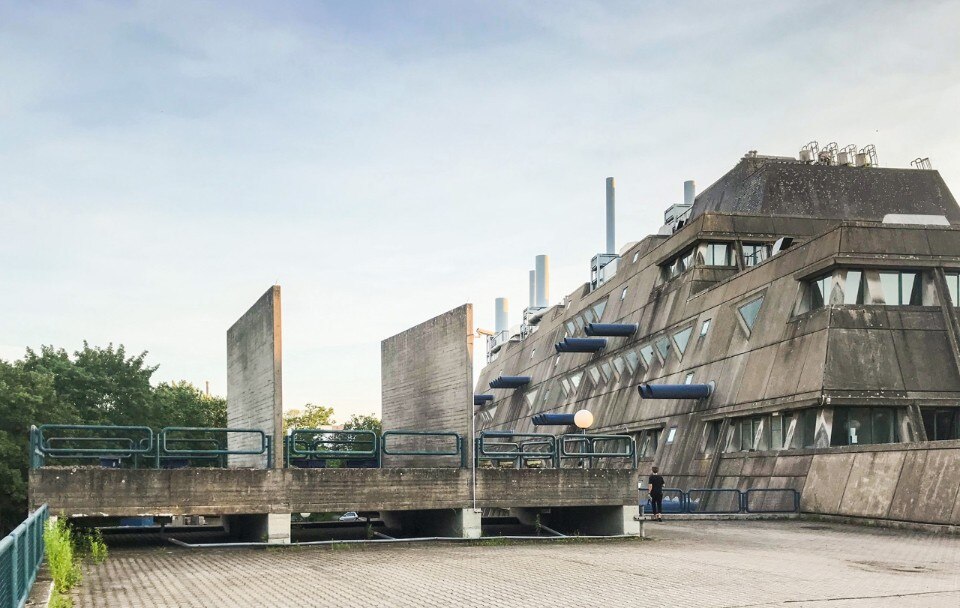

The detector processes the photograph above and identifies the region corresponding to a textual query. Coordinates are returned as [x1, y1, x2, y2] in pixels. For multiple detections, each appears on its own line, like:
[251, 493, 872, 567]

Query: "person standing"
[648, 466, 665, 522]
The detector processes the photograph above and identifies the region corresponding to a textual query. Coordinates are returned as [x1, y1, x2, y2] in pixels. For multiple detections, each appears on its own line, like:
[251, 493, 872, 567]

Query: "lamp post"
[573, 410, 594, 468]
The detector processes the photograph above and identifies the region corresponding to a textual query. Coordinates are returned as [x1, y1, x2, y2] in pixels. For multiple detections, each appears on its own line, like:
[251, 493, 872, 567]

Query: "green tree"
[342, 413, 381, 436]
[282, 403, 335, 434]
[152, 381, 226, 429]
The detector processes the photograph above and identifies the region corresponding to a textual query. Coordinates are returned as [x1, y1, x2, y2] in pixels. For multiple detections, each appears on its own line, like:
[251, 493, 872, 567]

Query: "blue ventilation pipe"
[489, 376, 531, 389]
[638, 383, 713, 399]
[585, 323, 638, 337]
[554, 338, 607, 353]
[474, 394, 495, 406]
[532, 413, 575, 426]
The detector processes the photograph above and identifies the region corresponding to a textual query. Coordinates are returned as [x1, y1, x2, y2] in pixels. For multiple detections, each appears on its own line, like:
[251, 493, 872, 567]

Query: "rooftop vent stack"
[535, 255, 549, 308]
[494, 298, 509, 334]
[528, 270, 536, 308]
[683, 180, 696, 206]
[605, 177, 616, 255]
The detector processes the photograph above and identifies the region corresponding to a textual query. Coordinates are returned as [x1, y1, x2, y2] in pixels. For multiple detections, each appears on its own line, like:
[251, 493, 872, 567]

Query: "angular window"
[530, 348, 537, 360]
[639, 344, 655, 366]
[843, 270, 864, 305]
[568, 371, 583, 390]
[586, 366, 602, 385]
[636, 429, 659, 458]
[620, 286, 628, 301]
[524, 388, 539, 407]
[583, 308, 596, 324]
[599, 360, 614, 382]
[742, 243, 771, 267]
[624, 349, 640, 374]
[666, 426, 677, 444]
[555, 355, 560, 367]
[809, 274, 832, 309]
[700, 319, 711, 337]
[673, 327, 693, 355]
[593, 299, 607, 321]
[655, 336, 671, 360]
[770, 414, 786, 450]
[704, 243, 732, 266]
[684, 372, 694, 385]
[921, 408, 960, 441]
[944, 273, 960, 307]
[831, 407, 900, 446]
[575, 316, 586, 331]
[632, 252, 640, 263]
[738, 296, 764, 333]
[878, 271, 922, 305]
[565, 320, 577, 334]
[556, 378, 569, 399]
[612, 355, 627, 378]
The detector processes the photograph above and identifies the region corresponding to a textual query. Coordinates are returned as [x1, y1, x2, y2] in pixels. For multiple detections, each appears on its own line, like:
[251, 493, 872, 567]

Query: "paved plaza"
[72, 520, 960, 607]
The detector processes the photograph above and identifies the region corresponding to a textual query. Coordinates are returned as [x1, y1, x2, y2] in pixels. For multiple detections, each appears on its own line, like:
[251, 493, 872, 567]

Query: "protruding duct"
[494, 298, 509, 334]
[606, 177, 616, 255]
[489, 375, 531, 389]
[638, 383, 712, 399]
[474, 394, 495, 406]
[535, 255, 549, 308]
[555, 337, 607, 353]
[529, 270, 536, 308]
[684, 180, 696, 206]
[585, 323, 638, 337]
[532, 413, 575, 426]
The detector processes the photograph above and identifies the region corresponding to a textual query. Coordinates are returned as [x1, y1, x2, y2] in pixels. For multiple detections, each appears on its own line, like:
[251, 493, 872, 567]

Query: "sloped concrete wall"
[381, 304, 473, 467]
[227, 286, 282, 468]
[713, 441, 960, 525]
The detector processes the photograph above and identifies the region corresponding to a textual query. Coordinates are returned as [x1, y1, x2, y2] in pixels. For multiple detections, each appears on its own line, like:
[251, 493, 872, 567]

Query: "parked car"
[338, 511, 359, 522]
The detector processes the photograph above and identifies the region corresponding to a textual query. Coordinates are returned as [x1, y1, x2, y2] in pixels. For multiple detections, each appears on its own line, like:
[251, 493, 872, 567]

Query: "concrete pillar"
[224, 513, 291, 544]
[381, 509, 481, 539]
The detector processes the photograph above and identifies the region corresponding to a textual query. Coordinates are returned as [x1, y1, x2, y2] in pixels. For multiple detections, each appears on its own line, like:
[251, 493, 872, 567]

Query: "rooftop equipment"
[494, 298, 509, 334]
[474, 394, 495, 406]
[535, 255, 549, 308]
[489, 376, 531, 389]
[555, 337, 607, 353]
[585, 323, 638, 337]
[911, 157, 933, 170]
[606, 177, 616, 255]
[528, 270, 536, 308]
[837, 144, 857, 166]
[531, 413, 575, 426]
[855, 144, 878, 167]
[799, 141, 819, 163]
[638, 383, 713, 399]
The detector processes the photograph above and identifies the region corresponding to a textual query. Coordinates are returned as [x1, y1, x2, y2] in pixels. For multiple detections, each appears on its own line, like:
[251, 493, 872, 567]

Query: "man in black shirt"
[648, 466, 665, 522]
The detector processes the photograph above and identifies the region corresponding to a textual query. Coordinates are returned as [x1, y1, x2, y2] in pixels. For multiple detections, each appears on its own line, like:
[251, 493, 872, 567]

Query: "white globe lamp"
[573, 409, 594, 430]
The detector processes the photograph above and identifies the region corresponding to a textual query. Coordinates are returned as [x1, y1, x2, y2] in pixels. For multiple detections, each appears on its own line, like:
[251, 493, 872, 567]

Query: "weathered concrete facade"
[475, 156, 960, 527]
[227, 286, 283, 468]
[381, 304, 474, 467]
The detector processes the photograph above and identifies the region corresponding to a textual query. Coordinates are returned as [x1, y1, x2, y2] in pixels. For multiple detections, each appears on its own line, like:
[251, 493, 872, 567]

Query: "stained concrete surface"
[71, 520, 960, 607]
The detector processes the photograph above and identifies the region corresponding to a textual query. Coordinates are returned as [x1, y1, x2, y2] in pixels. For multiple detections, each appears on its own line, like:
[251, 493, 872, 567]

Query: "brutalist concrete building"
[475, 147, 960, 523]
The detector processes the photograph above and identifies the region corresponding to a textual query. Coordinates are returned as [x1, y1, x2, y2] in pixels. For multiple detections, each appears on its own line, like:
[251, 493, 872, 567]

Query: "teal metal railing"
[31, 425, 154, 468]
[0, 504, 48, 608]
[157, 428, 272, 469]
[285, 429, 378, 468]
[558, 434, 637, 469]
[477, 431, 558, 468]
[380, 431, 465, 468]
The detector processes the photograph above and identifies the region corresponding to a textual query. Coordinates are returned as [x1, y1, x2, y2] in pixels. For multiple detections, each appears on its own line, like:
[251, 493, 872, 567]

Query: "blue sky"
[2, 1, 959, 421]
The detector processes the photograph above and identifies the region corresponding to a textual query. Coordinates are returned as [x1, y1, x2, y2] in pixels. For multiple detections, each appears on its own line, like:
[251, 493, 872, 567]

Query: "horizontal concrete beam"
[29, 467, 638, 518]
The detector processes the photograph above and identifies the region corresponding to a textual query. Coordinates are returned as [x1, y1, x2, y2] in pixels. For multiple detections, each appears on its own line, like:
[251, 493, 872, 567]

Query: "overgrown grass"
[43, 519, 110, 608]
[44, 519, 82, 593]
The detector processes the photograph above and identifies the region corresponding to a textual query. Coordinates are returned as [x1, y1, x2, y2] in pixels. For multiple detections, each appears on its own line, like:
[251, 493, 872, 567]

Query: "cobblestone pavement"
[73, 520, 960, 607]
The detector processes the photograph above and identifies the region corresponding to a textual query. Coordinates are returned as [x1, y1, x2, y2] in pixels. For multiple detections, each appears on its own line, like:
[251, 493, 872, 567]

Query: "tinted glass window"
[738, 296, 764, 332]
[843, 270, 863, 305]
[673, 327, 693, 355]
[655, 336, 671, 360]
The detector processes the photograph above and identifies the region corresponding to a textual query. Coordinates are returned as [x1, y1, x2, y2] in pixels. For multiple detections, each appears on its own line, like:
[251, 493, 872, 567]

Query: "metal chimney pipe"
[684, 180, 696, 206]
[495, 298, 509, 334]
[528, 270, 536, 308]
[535, 255, 549, 308]
[606, 177, 616, 254]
